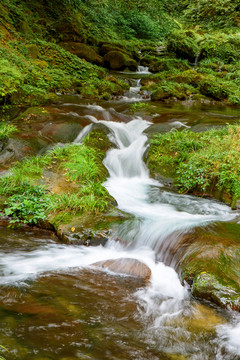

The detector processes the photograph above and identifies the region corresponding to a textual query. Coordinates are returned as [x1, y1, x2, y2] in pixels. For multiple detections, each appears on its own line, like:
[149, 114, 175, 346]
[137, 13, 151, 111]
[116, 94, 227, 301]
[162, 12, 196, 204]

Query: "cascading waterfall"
[92, 117, 236, 260]
[0, 101, 239, 359]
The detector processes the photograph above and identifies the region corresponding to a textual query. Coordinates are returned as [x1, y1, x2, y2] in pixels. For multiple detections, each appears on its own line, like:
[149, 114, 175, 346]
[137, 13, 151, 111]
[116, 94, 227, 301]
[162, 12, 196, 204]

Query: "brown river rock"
[91, 258, 151, 282]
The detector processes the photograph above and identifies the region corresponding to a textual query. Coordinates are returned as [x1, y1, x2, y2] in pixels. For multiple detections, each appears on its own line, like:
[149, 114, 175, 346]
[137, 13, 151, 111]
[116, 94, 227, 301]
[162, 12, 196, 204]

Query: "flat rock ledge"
[91, 258, 151, 283]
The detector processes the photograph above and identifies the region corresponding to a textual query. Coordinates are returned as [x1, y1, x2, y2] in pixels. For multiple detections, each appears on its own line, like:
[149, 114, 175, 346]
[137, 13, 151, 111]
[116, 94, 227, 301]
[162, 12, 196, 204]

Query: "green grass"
[0, 123, 18, 139]
[0, 133, 112, 226]
[148, 125, 240, 205]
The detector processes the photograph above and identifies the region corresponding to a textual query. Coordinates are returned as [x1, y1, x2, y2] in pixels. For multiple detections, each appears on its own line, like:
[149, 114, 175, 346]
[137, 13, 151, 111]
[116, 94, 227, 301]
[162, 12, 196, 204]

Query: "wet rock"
[179, 223, 240, 311]
[36, 219, 55, 231]
[57, 229, 108, 247]
[104, 51, 138, 71]
[145, 122, 188, 136]
[0, 138, 29, 165]
[60, 42, 103, 66]
[41, 122, 83, 143]
[192, 273, 240, 311]
[92, 258, 151, 282]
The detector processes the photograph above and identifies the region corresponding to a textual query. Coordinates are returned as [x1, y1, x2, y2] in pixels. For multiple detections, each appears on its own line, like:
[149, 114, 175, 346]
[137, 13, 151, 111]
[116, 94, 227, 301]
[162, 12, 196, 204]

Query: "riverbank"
[0, 1, 240, 358]
[147, 124, 240, 208]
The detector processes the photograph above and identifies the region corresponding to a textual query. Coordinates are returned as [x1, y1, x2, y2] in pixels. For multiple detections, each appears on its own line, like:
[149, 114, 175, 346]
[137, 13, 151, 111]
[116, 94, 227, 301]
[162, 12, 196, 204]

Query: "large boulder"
[179, 223, 240, 311]
[92, 258, 151, 282]
[55, 18, 86, 43]
[99, 42, 140, 61]
[60, 42, 103, 66]
[104, 51, 138, 71]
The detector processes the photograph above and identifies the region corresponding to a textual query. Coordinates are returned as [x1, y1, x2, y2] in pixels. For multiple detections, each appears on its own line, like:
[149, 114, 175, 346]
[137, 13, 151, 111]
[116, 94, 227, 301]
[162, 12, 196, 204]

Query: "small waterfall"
[193, 51, 201, 66]
[100, 117, 236, 262]
[137, 65, 151, 74]
[123, 79, 142, 101]
[0, 104, 240, 359]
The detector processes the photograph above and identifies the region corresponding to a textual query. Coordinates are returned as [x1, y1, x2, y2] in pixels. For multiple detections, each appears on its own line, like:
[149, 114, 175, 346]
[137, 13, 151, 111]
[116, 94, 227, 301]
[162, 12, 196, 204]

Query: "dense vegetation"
[0, 0, 240, 223]
[0, 0, 239, 106]
[0, 130, 112, 227]
[148, 125, 240, 206]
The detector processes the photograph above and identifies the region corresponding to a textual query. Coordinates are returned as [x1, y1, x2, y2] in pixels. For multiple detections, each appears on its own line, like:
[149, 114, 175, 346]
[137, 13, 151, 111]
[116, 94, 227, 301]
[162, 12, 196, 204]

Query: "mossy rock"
[149, 58, 190, 73]
[173, 70, 204, 87]
[141, 45, 158, 56]
[179, 223, 240, 311]
[166, 30, 200, 63]
[104, 51, 138, 71]
[60, 42, 103, 65]
[199, 78, 230, 101]
[99, 42, 140, 61]
[26, 44, 39, 59]
[192, 273, 240, 311]
[151, 81, 195, 101]
[55, 18, 86, 43]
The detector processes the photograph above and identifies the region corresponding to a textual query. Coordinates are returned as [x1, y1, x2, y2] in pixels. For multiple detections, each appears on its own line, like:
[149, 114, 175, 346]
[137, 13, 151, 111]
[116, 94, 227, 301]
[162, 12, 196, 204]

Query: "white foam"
[217, 321, 240, 356]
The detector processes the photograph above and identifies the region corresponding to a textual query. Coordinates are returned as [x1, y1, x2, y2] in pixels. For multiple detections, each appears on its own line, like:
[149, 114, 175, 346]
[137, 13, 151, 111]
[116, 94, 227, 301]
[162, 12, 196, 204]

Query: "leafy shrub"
[183, 0, 240, 27]
[4, 187, 49, 225]
[166, 30, 200, 62]
[125, 11, 159, 39]
[148, 125, 240, 204]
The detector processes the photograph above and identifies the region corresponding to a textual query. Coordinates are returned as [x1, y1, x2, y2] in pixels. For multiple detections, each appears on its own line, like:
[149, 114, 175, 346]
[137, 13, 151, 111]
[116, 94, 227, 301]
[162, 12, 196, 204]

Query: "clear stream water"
[0, 71, 240, 359]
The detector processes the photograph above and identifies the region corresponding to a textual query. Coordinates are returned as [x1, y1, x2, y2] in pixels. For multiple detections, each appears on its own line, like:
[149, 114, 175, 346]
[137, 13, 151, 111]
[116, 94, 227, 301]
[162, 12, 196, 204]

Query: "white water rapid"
[99, 117, 236, 256]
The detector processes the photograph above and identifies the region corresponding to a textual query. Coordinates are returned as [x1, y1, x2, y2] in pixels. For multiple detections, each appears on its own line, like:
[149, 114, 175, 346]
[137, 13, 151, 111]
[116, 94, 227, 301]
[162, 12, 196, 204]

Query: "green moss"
[0, 123, 18, 140]
[166, 30, 200, 62]
[151, 81, 197, 101]
[179, 223, 240, 309]
[0, 131, 113, 225]
[148, 125, 240, 204]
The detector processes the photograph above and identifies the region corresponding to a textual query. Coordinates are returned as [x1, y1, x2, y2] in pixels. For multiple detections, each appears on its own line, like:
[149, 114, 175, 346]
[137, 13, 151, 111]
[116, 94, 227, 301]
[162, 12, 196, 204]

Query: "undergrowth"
[1, 133, 112, 226]
[148, 125, 240, 205]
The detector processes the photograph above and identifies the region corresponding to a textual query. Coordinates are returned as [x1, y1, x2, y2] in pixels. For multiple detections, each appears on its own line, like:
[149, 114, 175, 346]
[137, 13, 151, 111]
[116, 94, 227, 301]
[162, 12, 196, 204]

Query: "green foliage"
[4, 186, 49, 225]
[148, 125, 240, 203]
[151, 80, 197, 101]
[183, 0, 240, 28]
[0, 59, 23, 102]
[57, 144, 107, 182]
[0, 344, 7, 360]
[201, 33, 240, 62]
[166, 30, 200, 62]
[0, 37, 127, 105]
[0, 134, 112, 225]
[124, 11, 159, 40]
[129, 102, 149, 112]
[0, 123, 17, 139]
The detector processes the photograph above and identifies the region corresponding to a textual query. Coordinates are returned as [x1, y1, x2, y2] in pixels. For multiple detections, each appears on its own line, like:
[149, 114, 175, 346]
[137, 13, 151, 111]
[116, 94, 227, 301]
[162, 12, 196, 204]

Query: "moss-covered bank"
[140, 29, 240, 105]
[0, 129, 117, 233]
[148, 124, 240, 207]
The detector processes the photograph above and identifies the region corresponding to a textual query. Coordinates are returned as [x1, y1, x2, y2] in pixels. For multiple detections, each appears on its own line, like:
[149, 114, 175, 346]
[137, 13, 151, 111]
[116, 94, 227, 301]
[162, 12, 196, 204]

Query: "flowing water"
[0, 71, 240, 359]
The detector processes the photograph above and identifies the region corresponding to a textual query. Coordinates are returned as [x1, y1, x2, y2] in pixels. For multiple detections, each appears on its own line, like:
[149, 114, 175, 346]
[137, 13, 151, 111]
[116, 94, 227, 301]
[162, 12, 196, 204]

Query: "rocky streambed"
[0, 82, 240, 359]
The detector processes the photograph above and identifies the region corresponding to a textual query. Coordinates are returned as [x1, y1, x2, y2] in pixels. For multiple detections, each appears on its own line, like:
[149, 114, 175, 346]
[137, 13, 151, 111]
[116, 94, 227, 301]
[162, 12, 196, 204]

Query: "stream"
[0, 68, 240, 359]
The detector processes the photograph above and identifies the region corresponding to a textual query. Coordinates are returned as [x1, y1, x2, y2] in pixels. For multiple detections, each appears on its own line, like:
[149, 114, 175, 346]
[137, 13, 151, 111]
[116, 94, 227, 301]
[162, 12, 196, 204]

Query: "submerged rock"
[92, 258, 151, 282]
